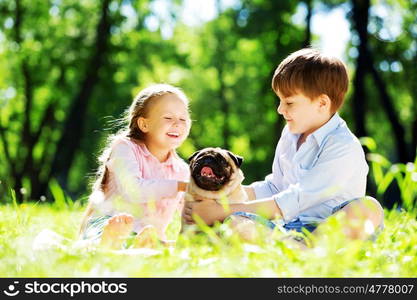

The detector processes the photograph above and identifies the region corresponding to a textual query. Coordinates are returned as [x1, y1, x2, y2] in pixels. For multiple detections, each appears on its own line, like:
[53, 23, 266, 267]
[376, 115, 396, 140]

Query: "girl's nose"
[173, 119, 182, 127]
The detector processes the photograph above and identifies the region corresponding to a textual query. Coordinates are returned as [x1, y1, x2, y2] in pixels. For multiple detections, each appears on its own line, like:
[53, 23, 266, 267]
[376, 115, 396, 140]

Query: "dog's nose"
[201, 156, 215, 164]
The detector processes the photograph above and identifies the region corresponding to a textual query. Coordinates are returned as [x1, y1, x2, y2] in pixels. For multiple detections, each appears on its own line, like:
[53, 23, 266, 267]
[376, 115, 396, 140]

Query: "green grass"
[1, 138, 416, 277]
[1, 201, 416, 277]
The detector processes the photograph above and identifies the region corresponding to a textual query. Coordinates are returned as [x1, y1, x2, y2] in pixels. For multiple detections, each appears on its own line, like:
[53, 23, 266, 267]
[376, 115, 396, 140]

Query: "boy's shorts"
[226, 199, 356, 234]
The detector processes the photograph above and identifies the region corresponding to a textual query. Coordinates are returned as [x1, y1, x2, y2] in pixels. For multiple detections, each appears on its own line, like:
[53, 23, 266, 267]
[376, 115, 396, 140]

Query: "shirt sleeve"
[274, 139, 368, 222]
[107, 141, 179, 203]
[250, 174, 280, 199]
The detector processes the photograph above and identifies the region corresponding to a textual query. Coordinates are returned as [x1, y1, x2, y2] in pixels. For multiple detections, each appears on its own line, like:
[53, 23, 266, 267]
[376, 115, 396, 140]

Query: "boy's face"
[276, 91, 332, 138]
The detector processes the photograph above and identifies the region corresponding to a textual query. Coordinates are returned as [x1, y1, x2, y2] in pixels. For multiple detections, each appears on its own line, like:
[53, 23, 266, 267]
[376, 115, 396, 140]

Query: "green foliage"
[49, 178, 74, 209]
[0, 0, 416, 210]
[361, 137, 417, 210]
[1, 140, 417, 276]
[0, 202, 416, 277]
[1, 0, 416, 278]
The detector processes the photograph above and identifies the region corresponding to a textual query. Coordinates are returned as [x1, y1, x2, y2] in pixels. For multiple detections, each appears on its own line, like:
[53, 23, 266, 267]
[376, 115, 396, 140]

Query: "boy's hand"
[182, 200, 227, 226]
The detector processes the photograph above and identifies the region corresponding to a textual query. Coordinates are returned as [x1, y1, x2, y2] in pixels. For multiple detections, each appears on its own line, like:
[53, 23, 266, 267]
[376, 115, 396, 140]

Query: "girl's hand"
[182, 200, 227, 226]
[177, 181, 188, 192]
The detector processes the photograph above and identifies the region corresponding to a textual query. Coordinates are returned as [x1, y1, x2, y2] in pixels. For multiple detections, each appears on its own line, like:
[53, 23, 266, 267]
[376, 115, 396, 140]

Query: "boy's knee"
[225, 215, 259, 242]
[344, 196, 384, 228]
[361, 196, 384, 226]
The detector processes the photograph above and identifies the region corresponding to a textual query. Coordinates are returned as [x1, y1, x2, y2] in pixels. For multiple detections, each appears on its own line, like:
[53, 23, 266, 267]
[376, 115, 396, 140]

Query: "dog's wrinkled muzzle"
[191, 155, 231, 191]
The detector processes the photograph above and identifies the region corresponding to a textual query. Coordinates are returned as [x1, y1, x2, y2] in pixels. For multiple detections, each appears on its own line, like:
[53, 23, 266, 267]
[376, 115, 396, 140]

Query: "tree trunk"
[409, 52, 417, 160]
[367, 56, 409, 163]
[302, 0, 312, 48]
[350, 0, 408, 207]
[215, 0, 230, 150]
[49, 0, 112, 190]
[350, 0, 369, 139]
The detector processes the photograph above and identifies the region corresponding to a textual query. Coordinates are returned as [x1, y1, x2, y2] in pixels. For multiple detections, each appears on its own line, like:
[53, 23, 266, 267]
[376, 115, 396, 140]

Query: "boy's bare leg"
[226, 215, 260, 243]
[225, 196, 384, 250]
[226, 215, 307, 249]
[313, 196, 384, 241]
[100, 214, 134, 249]
[337, 196, 384, 240]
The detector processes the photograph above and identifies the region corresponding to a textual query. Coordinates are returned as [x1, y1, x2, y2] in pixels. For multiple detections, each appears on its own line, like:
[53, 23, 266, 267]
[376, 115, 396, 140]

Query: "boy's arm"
[243, 186, 257, 201]
[184, 140, 368, 225]
[183, 197, 283, 225]
[273, 140, 368, 223]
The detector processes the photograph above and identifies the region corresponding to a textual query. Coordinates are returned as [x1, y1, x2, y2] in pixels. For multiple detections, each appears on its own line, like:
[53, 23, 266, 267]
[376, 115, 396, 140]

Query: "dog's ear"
[227, 151, 243, 168]
[188, 150, 201, 162]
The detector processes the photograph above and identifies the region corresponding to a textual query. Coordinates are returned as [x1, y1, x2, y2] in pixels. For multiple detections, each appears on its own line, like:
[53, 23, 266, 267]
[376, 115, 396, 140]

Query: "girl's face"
[138, 93, 191, 151]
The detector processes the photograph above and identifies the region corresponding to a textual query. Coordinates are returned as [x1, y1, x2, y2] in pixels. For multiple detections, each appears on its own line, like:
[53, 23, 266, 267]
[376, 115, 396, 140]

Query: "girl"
[79, 84, 191, 249]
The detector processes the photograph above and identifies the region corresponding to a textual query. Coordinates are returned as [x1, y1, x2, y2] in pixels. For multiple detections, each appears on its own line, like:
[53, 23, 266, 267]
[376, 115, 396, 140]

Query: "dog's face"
[188, 148, 243, 191]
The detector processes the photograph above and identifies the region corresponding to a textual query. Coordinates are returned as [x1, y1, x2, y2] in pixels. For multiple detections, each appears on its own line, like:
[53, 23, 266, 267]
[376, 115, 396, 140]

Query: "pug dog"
[181, 148, 248, 231]
[185, 147, 248, 205]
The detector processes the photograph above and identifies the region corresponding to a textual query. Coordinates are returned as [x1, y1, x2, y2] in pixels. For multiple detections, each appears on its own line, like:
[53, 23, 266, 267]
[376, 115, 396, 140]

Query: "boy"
[183, 48, 383, 241]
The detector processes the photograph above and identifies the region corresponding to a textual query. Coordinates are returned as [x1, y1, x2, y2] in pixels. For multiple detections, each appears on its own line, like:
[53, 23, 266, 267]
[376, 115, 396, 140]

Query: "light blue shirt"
[250, 113, 369, 225]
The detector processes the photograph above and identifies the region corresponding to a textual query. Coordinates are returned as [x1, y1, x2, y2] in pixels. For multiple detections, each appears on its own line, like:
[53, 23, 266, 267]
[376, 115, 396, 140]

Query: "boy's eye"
[286, 102, 293, 106]
[164, 117, 172, 120]
[180, 119, 186, 122]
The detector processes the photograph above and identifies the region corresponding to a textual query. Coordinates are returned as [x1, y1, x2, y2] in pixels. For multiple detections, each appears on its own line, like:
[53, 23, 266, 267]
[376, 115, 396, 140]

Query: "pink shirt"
[91, 136, 189, 239]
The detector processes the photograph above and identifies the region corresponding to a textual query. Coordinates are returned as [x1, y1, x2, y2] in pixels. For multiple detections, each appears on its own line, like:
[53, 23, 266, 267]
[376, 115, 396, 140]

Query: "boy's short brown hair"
[272, 48, 349, 113]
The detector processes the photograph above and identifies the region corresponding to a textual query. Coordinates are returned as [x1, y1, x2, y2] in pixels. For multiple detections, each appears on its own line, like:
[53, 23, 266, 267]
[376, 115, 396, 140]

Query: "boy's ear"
[227, 151, 244, 168]
[188, 150, 201, 162]
[137, 117, 149, 133]
[318, 94, 331, 111]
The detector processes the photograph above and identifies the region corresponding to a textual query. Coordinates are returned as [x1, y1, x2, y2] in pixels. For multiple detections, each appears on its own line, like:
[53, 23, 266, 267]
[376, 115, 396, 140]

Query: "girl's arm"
[109, 141, 185, 202]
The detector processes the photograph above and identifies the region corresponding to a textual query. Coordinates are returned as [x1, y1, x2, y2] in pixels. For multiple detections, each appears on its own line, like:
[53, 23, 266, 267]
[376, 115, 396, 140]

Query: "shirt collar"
[310, 112, 344, 147]
[137, 142, 179, 171]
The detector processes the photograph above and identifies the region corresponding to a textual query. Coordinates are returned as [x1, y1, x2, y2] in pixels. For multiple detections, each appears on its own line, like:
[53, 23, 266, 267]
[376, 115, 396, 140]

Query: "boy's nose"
[277, 104, 284, 115]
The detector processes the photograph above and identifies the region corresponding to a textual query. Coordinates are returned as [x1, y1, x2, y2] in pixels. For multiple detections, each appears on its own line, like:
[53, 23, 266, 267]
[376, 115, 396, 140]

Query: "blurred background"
[0, 0, 416, 208]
